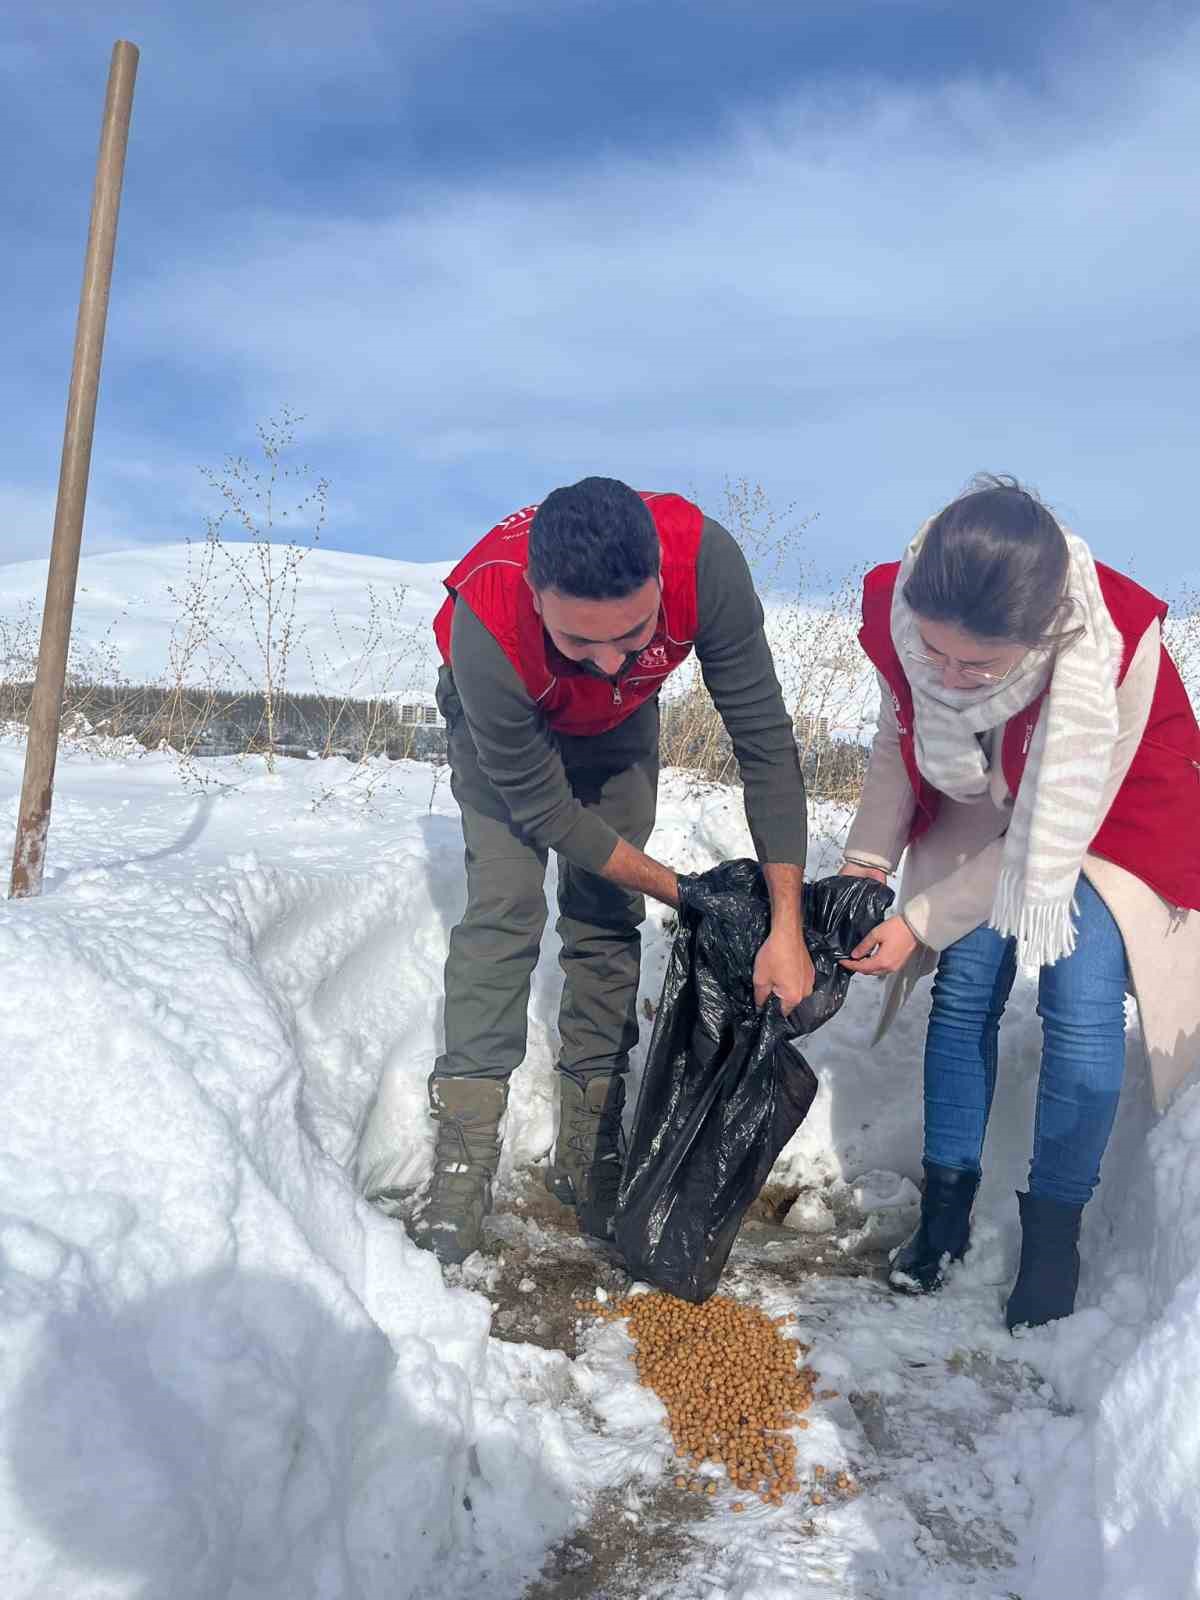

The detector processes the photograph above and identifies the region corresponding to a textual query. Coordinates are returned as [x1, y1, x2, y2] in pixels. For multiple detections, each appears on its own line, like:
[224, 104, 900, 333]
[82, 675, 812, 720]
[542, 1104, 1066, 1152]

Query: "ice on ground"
[1, 734, 1198, 1597]
[783, 1191, 838, 1235]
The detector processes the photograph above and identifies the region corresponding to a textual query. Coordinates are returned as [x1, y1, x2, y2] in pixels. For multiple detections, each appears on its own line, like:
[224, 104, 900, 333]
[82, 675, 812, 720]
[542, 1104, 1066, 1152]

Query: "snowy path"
[2, 737, 1198, 1598]
[462, 1185, 1052, 1600]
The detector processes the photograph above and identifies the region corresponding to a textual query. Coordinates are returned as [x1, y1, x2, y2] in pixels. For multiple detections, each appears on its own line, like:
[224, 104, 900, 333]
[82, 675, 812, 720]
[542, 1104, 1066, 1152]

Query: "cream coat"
[844, 620, 1200, 1109]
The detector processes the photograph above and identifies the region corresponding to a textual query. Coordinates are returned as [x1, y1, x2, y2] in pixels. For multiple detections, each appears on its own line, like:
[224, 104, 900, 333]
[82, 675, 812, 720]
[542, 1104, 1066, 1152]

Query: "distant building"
[793, 711, 830, 747]
[398, 700, 443, 727]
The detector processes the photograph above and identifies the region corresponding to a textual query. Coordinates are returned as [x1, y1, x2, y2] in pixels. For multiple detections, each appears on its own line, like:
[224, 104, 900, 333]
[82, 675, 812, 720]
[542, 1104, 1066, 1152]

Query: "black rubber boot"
[545, 1071, 627, 1241]
[889, 1162, 980, 1294]
[1005, 1190, 1083, 1332]
[409, 1075, 508, 1266]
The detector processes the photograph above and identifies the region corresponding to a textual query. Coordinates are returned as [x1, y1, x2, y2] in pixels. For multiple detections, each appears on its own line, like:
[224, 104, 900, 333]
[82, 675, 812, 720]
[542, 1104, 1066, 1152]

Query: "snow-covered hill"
[0, 543, 447, 698]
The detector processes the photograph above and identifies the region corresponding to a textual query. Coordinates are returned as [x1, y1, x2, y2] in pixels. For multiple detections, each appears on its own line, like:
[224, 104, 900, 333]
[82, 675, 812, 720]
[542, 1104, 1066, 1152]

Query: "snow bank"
[1016, 1036, 1200, 1598]
[2, 734, 1198, 1596]
[0, 746, 607, 1598]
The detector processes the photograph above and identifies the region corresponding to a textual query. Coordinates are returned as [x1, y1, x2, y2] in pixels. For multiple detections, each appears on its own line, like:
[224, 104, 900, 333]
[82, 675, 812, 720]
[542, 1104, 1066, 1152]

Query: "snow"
[0, 543, 449, 697]
[0, 541, 878, 730]
[1, 717, 1199, 1592]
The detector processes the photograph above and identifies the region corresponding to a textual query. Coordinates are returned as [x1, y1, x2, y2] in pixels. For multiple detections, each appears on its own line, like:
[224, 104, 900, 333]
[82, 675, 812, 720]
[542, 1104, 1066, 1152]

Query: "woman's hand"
[839, 915, 918, 976]
[838, 860, 889, 884]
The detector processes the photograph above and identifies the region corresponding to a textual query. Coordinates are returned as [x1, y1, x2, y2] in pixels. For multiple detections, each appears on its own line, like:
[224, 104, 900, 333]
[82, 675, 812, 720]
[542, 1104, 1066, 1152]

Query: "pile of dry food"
[579, 1290, 856, 1511]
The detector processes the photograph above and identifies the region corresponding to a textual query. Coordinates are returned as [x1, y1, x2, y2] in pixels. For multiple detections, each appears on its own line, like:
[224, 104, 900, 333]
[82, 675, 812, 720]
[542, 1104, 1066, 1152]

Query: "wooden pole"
[10, 41, 139, 899]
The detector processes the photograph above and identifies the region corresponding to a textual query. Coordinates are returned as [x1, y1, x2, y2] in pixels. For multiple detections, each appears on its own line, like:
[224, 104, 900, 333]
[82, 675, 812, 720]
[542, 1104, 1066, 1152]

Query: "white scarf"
[892, 525, 1122, 969]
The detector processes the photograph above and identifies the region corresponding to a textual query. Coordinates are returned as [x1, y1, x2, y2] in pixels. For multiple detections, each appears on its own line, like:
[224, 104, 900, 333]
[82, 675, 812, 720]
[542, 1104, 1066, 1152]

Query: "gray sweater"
[447, 517, 807, 873]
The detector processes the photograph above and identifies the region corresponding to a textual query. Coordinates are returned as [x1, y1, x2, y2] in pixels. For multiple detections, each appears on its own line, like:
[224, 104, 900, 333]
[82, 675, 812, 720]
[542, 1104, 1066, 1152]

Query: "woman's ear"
[523, 571, 543, 615]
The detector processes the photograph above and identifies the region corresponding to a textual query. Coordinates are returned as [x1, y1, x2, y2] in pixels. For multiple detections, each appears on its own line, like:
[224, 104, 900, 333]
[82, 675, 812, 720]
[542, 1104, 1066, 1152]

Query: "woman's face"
[914, 617, 1028, 690]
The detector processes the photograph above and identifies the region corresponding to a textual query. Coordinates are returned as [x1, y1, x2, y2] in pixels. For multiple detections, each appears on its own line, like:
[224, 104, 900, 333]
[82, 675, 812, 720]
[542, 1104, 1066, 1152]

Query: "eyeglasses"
[902, 642, 1021, 686]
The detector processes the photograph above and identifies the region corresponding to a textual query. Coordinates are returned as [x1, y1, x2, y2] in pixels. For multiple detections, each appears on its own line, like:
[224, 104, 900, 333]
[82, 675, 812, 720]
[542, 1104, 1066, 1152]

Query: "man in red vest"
[401, 476, 813, 1265]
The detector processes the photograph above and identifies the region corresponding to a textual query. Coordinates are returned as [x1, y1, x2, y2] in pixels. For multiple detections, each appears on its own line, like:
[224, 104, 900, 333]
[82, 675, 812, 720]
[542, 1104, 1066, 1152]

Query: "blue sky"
[3, 0, 1198, 587]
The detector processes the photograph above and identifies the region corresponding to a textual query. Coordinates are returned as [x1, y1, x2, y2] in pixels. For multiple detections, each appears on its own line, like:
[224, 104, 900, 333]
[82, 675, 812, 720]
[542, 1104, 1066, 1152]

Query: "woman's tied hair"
[904, 474, 1082, 648]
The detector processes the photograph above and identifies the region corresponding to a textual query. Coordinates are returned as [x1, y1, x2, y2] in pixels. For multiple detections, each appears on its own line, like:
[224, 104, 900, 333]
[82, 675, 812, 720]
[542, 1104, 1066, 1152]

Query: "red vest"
[433, 491, 705, 738]
[858, 561, 1200, 912]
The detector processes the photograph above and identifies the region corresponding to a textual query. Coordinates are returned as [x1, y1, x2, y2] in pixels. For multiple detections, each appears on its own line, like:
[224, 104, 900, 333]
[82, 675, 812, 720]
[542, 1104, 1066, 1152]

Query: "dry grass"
[659, 479, 875, 806]
[1164, 580, 1200, 705]
[0, 598, 143, 750]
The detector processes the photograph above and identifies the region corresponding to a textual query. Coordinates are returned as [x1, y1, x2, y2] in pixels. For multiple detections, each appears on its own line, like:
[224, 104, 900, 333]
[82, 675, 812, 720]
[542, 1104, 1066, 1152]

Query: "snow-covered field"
[0, 542, 879, 736]
[1, 725, 1198, 1599]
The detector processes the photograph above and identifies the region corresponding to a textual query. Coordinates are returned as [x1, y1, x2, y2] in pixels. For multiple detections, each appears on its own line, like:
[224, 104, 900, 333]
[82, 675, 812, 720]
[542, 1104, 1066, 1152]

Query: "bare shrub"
[659, 675, 738, 787]
[660, 480, 874, 816]
[152, 412, 443, 798]
[2, 414, 443, 798]
[301, 584, 431, 757]
[158, 409, 328, 775]
[0, 596, 144, 754]
[1165, 581, 1200, 716]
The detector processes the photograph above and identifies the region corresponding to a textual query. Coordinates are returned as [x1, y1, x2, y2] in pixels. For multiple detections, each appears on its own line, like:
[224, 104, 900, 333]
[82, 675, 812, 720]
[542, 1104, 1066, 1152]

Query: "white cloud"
[9, 11, 1200, 579]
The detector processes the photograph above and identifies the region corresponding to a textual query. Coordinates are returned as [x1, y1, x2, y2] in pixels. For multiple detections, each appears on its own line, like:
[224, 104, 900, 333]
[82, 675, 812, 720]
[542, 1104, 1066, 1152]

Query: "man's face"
[527, 575, 661, 677]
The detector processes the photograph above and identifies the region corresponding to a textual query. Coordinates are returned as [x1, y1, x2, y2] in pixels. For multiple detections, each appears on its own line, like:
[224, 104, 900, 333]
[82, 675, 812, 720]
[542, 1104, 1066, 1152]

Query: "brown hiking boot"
[409, 1075, 507, 1266]
[544, 1071, 627, 1241]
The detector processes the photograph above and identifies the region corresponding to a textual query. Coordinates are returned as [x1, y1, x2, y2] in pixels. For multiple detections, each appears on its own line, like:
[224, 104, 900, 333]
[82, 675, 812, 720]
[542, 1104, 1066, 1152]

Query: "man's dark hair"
[904, 474, 1077, 647]
[528, 477, 659, 599]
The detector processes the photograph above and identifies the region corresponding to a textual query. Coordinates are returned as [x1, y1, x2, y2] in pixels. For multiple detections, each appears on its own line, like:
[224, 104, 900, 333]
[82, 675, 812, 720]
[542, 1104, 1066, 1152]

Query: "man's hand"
[756, 862, 815, 1015]
[839, 915, 918, 976]
[753, 926, 816, 1015]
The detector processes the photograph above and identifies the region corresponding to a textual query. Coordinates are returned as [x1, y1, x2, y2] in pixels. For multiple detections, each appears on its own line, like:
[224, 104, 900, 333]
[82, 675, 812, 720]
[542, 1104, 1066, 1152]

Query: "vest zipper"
[612, 682, 623, 706]
[1141, 737, 1200, 781]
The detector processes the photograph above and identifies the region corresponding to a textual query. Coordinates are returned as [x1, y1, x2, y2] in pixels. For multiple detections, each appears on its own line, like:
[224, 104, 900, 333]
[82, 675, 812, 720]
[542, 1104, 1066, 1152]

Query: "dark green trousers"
[435, 667, 659, 1083]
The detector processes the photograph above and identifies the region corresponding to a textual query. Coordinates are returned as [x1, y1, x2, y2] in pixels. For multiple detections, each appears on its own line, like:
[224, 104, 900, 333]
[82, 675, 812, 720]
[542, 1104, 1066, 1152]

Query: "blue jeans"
[922, 875, 1128, 1208]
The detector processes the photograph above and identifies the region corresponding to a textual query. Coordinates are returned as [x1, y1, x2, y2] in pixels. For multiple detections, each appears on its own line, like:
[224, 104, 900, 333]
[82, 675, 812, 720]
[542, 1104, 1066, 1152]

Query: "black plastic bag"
[614, 862, 894, 1302]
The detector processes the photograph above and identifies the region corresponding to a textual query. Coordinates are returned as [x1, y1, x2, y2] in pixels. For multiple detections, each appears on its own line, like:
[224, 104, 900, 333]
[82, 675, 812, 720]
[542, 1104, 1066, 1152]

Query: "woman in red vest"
[839, 476, 1200, 1330]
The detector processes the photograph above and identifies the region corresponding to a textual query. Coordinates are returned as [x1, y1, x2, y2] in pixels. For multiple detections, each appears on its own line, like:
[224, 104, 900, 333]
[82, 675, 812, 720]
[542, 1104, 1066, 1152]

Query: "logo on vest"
[636, 643, 669, 670]
[499, 504, 539, 539]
